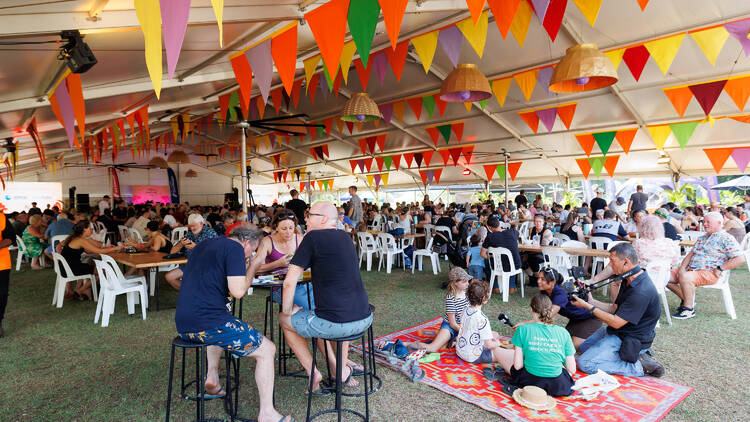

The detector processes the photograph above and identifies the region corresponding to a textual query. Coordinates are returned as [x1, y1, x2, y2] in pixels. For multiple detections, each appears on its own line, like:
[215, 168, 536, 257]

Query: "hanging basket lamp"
[148, 156, 169, 169]
[341, 93, 382, 122]
[439, 64, 492, 102]
[192, 144, 218, 157]
[549, 44, 618, 93]
[185, 169, 198, 178]
[167, 149, 190, 163]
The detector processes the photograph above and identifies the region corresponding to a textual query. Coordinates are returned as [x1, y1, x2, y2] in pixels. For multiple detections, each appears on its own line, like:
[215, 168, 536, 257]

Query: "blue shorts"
[440, 320, 458, 343]
[179, 317, 263, 358]
[291, 310, 373, 340]
[271, 284, 315, 310]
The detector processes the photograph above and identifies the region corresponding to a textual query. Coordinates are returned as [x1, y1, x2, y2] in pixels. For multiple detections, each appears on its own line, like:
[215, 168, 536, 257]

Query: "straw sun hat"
[512, 386, 557, 411]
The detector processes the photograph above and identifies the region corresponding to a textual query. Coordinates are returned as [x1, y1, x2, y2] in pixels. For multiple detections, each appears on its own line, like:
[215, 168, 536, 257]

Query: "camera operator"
[570, 243, 664, 377]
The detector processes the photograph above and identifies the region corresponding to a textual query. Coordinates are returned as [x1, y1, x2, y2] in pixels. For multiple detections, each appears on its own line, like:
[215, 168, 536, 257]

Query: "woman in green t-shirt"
[495, 293, 577, 396]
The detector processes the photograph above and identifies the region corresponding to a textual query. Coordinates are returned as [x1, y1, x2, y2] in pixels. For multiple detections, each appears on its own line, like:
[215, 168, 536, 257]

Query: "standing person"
[590, 188, 607, 220]
[28, 202, 42, 216]
[481, 216, 520, 294]
[279, 202, 372, 393]
[515, 190, 529, 210]
[285, 189, 308, 225]
[347, 185, 363, 229]
[0, 213, 14, 337]
[627, 185, 648, 214]
[175, 226, 293, 422]
[608, 197, 628, 222]
[98, 195, 110, 216]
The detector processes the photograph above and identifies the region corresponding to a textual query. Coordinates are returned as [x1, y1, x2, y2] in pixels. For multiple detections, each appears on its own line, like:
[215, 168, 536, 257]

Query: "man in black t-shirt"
[590, 188, 608, 220]
[628, 185, 648, 214]
[571, 243, 663, 377]
[279, 201, 372, 393]
[480, 216, 521, 293]
[654, 208, 681, 240]
[285, 189, 308, 225]
[514, 190, 528, 209]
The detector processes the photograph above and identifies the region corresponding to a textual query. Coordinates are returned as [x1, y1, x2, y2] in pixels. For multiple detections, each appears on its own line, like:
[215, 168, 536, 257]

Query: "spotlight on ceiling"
[462, 168, 471, 175]
[657, 151, 670, 164]
[58, 30, 97, 74]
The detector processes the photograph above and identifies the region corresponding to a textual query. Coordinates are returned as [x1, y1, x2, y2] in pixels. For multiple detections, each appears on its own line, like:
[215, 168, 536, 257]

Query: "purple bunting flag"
[357, 159, 365, 173]
[531, 0, 551, 22]
[425, 169, 435, 184]
[372, 52, 388, 86]
[319, 73, 329, 101]
[438, 26, 462, 68]
[374, 174, 382, 186]
[731, 147, 750, 173]
[246, 39, 273, 103]
[535, 107, 558, 132]
[160, 0, 192, 79]
[379, 103, 394, 125]
[724, 19, 750, 57]
[54, 79, 78, 149]
[537, 66, 555, 96]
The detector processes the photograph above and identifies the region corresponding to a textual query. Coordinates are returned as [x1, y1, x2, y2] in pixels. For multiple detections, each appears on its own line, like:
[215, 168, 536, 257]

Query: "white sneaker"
[672, 307, 696, 319]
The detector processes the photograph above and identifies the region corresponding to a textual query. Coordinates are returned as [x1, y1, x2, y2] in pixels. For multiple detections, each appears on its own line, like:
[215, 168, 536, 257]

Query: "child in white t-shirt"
[456, 279, 503, 364]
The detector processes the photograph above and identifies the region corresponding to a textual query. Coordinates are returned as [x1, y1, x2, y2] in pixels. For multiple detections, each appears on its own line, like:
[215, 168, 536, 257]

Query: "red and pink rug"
[361, 317, 692, 422]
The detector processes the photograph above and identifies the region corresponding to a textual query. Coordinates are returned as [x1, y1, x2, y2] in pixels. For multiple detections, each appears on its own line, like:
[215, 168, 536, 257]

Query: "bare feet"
[31, 264, 43, 270]
[204, 375, 223, 396]
[304, 368, 324, 394]
[406, 341, 428, 351]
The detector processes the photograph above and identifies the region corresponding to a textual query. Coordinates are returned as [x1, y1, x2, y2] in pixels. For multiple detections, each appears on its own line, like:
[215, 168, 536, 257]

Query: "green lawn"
[0, 257, 748, 421]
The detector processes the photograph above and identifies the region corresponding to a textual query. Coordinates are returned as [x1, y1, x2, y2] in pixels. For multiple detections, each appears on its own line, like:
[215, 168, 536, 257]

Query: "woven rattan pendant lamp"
[549, 44, 618, 93]
[185, 169, 198, 178]
[341, 93, 382, 122]
[148, 156, 169, 169]
[439, 64, 492, 102]
[167, 149, 190, 163]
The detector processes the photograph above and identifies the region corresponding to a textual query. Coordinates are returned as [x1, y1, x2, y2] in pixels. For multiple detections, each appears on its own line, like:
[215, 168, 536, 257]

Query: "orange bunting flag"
[270, 87, 283, 114]
[519, 111, 539, 133]
[508, 161, 522, 181]
[353, 58, 371, 91]
[379, 0, 408, 49]
[615, 128, 638, 154]
[488, 0, 521, 39]
[407, 97, 423, 120]
[66, 73, 87, 146]
[304, 0, 350, 79]
[723, 75, 750, 110]
[575, 134, 596, 156]
[271, 24, 298, 95]
[483, 164, 496, 181]
[466, 0, 486, 25]
[703, 147, 734, 173]
[663, 86, 693, 117]
[556, 103, 577, 129]
[576, 158, 592, 179]
[231, 55, 253, 112]
[603, 155, 620, 177]
[392, 100, 405, 122]
[426, 127, 440, 146]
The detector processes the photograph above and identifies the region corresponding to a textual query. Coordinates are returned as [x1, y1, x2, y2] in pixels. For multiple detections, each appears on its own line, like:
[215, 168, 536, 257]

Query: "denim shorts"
[179, 317, 263, 358]
[440, 320, 458, 343]
[291, 310, 373, 340]
[271, 284, 315, 310]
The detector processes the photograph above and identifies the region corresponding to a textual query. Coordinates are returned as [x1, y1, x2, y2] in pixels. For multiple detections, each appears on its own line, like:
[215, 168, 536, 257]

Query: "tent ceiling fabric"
[3, 0, 750, 190]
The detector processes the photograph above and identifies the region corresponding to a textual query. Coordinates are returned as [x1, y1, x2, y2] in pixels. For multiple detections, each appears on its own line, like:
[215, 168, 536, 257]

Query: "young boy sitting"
[455, 279, 503, 364]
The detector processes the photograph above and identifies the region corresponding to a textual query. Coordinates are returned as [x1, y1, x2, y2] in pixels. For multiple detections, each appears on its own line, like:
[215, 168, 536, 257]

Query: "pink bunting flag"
[724, 19, 750, 56]
[54, 80, 78, 149]
[537, 66, 555, 96]
[535, 107, 558, 132]
[160, 0, 191, 79]
[318, 73, 329, 101]
[372, 52, 388, 85]
[438, 26, 462, 68]
[374, 174, 382, 186]
[246, 39, 273, 103]
[379, 103, 393, 124]
[731, 147, 750, 173]
[530, 0, 551, 22]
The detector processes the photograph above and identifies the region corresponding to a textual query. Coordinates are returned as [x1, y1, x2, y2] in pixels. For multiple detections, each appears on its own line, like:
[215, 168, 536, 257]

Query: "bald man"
[278, 201, 372, 393]
[668, 212, 745, 319]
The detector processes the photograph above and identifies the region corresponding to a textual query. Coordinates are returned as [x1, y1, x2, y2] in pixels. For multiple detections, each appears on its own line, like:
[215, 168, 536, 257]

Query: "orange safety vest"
[0, 214, 12, 271]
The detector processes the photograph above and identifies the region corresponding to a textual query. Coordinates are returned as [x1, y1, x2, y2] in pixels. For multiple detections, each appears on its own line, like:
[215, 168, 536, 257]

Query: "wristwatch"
[589, 305, 597, 313]
[716, 265, 723, 272]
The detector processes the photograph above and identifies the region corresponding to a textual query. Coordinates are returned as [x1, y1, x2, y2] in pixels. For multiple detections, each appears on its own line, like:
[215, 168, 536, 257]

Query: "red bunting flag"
[392, 154, 401, 170]
[407, 97, 423, 120]
[519, 111, 540, 133]
[403, 153, 414, 168]
[270, 87, 283, 114]
[353, 58, 371, 91]
[462, 145, 475, 164]
[439, 149, 451, 165]
[291, 79, 303, 108]
[375, 156, 384, 171]
[508, 161, 522, 180]
[433, 168, 442, 184]
[363, 157, 373, 172]
[622, 45, 650, 81]
[483, 164, 496, 181]
[422, 150, 434, 166]
[434, 94, 448, 117]
[230, 55, 253, 112]
[426, 127, 440, 146]
[542, 0, 568, 42]
[688, 80, 728, 115]
[448, 146, 462, 165]
[452, 122, 464, 143]
[385, 40, 410, 81]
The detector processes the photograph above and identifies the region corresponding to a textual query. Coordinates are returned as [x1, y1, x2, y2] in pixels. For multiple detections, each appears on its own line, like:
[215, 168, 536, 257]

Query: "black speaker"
[68, 186, 76, 208]
[226, 188, 239, 202]
[76, 193, 90, 212]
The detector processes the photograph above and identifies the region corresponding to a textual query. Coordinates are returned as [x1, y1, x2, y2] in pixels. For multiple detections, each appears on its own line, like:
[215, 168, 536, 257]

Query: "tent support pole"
[239, 123, 249, 215]
[504, 154, 509, 207]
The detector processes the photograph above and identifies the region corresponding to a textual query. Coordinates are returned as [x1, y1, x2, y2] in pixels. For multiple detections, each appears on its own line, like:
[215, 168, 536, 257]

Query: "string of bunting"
[575, 128, 637, 156]
[438, 145, 474, 166]
[663, 73, 750, 117]
[365, 173, 389, 188]
[703, 147, 750, 173]
[425, 121, 464, 146]
[483, 162, 523, 181]
[576, 155, 620, 179]
[518, 103, 577, 133]
[418, 169, 442, 185]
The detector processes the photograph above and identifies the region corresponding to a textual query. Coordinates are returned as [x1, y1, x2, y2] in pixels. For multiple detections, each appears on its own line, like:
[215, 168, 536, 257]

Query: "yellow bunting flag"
[134, 0, 162, 98]
[514, 69, 539, 101]
[339, 41, 357, 83]
[411, 30, 439, 73]
[210, 0, 224, 47]
[510, 0, 533, 47]
[604, 48, 625, 70]
[464, 102, 473, 111]
[366, 175, 374, 186]
[303, 56, 321, 92]
[691, 26, 729, 66]
[644, 33, 685, 74]
[492, 77, 513, 107]
[381, 173, 389, 186]
[572, 0, 603, 27]
[457, 11, 489, 58]
[647, 125, 672, 150]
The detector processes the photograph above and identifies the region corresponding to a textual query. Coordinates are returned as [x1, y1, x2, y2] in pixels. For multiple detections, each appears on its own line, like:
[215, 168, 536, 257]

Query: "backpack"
[446, 244, 468, 269]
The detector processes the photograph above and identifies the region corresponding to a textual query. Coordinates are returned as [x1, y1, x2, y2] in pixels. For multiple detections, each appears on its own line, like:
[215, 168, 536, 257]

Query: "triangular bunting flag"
[134, 0, 162, 98]
[703, 147, 734, 173]
[160, 0, 191, 79]
[373, 174, 381, 187]
[691, 26, 729, 66]
[350, 160, 358, 173]
[448, 146, 463, 165]
[348, 0, 380, 67]
[604, 48, 626, 69]
[414, 153, 424, 168]
[339, 40, 357, 84]
[419, 170, 428, 185]
[622, 45, 650, 81]
[592, 131, 616, 155]
[210, 0, 224, 47]
[669, 121, 700, 149]
[366, 175, 374, 186]
[381, 173, 389, 186]
[530, 0, 551, 23]
[615, 128, 637, 154]
[588, 156, 605, 177]
[603, 155, 619, 177]
[510, 0, 534, 47]
[393, 101, 405, 122]
[392, 154, 401, 170]
[385, 40, 410, 81]
[688, 79, 727, 115]
[372, 52, 388, 85]
[508, 162, 522, 180]
[439, 149, 451, 165]
[271, 24, 298, 95]
[644, 33, 685, 74]
[466, 0, 486, 25]
[537, 66, 554, 96]
[304, 55, 321, 91]
[403, 153, 414, 168]
[636, 0, 649, 11]
[647, 125, 672, 150]
[270, 87, 283, 114]
[495, 164, 506, 181]
[411, 31, 439, 73]
[556, 103, 577, 129]
[433, 168, 442, 184]
[572, 0, 602, 26]
[422, 95, 436, 118]
[724, 19, 750, 57]
[363, 157, 373, 172]
[542, 0, 568, 42]
[383, 156, 393, 170]
[535, 107, 558, 132]
[488, 0, 521, 39]
[575, 134, 595, 156]
[519, 111, 540, 133]
[492, 77, 513, 107]
[663, 86, 694, 117]
[514, 69, 539, 101]
[246, 39, 273, 103]
[457, 11, 489, 58]
[730, 147, 750, 172]
[66, 73, 87, 145]
[305, 0, 350, 77]
[375, 156, 384, 171]
[423, 150, 434, 166]
[407, 97, 423, 120]
[426, 127, 441, 145]
[438, 26, 463, 67]
[483, 164, 496, 180]
[437, 124, 452, 144]
[230, 55, 253, 112]
[353, 58, 371, 91]
[291, 79, 303, 107]
[376, 134, 386, 152]
[452, 122, 464, 142]
[723, 75, 750, 110]
[379, 0, 408, 49]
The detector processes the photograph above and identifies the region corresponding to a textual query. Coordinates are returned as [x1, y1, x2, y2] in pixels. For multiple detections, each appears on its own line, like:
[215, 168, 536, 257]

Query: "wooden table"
[108, 251, 187, 311]
[518, 244, 611, 258]
[582, 234, 695, 247]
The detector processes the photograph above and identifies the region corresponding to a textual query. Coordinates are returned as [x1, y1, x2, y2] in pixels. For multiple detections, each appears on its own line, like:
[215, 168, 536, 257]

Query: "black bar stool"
[306, 325, 373, 422]
[165, 336, 246, 422]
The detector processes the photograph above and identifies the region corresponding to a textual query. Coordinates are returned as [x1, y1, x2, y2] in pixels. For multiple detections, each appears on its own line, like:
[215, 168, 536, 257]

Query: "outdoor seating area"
[2, 1, 750, 421]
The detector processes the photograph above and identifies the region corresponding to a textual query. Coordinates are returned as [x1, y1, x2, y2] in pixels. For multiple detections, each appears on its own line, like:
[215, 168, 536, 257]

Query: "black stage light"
[58, 30, 97, 74]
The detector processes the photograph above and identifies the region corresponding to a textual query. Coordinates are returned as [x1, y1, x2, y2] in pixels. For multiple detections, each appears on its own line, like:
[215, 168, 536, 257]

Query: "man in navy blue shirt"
[175, 226, 292, 422]
[481, 216, 521, 293]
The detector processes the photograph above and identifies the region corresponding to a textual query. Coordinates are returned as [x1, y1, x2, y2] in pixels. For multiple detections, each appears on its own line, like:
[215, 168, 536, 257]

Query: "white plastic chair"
[50, 234, 67, 252]
[561, 240, 587, 267]
[541, 247, 572, 282]
[376, 232, 405, 274]
[518, 222, 531, 242]
[14, 235, 27, 271]
[357, 232, 380, 271]
[94, 221, 107, 234]
[499, 221, 511, 230]
[701, 271, 736, 319]
[554, 233, 571, 243]
[645, 259, 672, 326]
[118, 225, 130, 242]
[589, 236, 614, 280]
[51, 252, 97, 308]
[679, 231, 704, 242]
[434, 225, 453, 260]
[740, 232, 750, 272]
[93, 257, 148, 327]
[171, 226, 188, 244]
[487, 247, 524, 302]
[412, 236, 441, 275]
[128, 228, 144, 243]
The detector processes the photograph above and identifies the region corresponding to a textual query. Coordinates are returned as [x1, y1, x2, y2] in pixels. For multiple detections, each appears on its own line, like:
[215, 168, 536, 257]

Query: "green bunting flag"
[436, 124, 452, 144]
[592, 131, 616, 156]
[383, 155, 393, 170]
[228, 91, 240, 121]
[322, 66, 334, 92]
[588, 156, 605, 177]
[347, 0, 380, 68]
[422, 95, 436, 118]
[669, 121, 700, 149]
[495, 164, 506, 181]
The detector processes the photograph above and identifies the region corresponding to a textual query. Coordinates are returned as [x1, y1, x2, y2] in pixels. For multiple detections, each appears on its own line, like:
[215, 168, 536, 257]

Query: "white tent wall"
[18, 163, 234, 206]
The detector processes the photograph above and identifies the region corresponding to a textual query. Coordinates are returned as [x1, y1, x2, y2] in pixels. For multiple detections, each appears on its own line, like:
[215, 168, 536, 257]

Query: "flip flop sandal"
[418, 353, 440, 364]
[200, 387, 226, 400]
[407, 349, 426, 361]
[330, 370, 360, 390]
[305, 386, 331, 397]
[348, 363, 365, 376]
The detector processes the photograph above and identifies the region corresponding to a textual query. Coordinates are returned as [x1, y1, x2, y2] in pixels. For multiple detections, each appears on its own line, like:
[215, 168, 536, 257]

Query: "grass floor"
[0, 257, 748, 421]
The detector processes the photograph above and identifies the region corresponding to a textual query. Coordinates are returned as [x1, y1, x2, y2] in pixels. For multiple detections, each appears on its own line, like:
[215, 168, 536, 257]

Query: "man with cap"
[590, 188, 607, 221]
[608, 197, 628, 223]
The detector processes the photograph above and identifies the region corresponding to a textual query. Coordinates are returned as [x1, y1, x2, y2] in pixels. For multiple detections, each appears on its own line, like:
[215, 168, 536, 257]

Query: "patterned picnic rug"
[361, 317, 692, 422]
